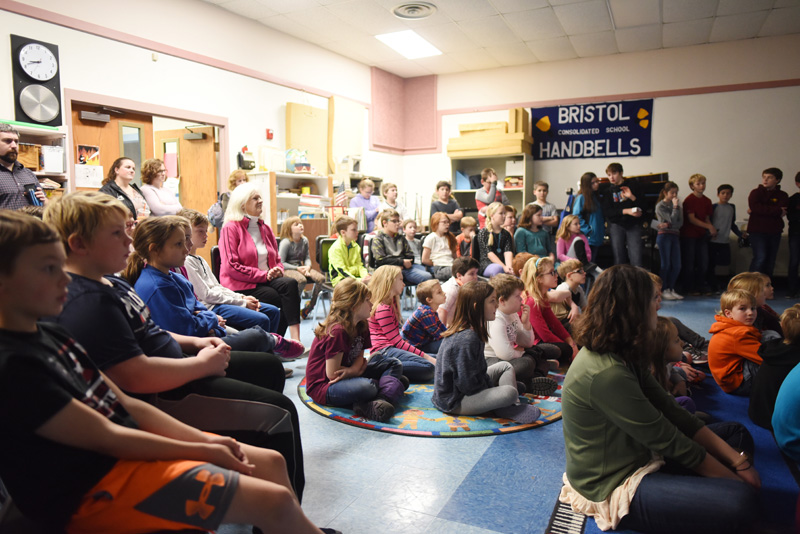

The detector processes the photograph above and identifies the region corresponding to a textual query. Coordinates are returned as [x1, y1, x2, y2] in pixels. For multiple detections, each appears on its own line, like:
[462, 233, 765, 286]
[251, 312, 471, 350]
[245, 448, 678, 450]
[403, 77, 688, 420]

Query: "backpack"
[208, 193, 224, 229]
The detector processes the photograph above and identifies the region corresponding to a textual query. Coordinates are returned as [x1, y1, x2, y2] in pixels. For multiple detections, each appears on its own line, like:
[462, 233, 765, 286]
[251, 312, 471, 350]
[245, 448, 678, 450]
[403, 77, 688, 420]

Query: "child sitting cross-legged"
[486, 274, 558, 396]
[401, 279, 447, 354]
[652, 317, 700, 415]
[306, 278, 407, 423]
[551, 259, 587, 331]
[708, 289, 763, 395]
[432, 280, 541, 423]
[439, 256, 480, 327]
[0, 210, 324, 534]
[178, 208, 282, 337]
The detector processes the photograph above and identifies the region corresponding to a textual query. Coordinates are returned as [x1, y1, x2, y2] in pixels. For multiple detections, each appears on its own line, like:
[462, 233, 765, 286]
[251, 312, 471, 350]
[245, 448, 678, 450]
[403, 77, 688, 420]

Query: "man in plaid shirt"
[400, 280, 447, 354]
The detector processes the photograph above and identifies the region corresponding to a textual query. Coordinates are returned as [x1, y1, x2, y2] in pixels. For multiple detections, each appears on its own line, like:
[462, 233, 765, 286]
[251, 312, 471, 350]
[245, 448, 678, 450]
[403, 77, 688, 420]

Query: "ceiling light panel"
[608, 0, 660, 28]
[553, 0, 613, 35]
[376, 30, 443, 59]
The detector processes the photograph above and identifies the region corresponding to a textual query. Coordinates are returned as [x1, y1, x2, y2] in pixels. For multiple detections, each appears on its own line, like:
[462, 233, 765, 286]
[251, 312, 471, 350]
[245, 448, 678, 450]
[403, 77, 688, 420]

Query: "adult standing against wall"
[573, 172, 605, 260]
[748, 167, 789, 279]
[139, 158, 183, 216]
[601, 162, 643, 267]
[0, 123, 47, 210]
[219, 182, 302, 342]
[99, 157, 150, 221]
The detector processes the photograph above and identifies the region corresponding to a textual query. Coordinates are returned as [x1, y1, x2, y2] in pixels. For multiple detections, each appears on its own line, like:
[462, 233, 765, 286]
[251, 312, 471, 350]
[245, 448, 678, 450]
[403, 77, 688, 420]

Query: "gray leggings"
[451, 361, 518, 415]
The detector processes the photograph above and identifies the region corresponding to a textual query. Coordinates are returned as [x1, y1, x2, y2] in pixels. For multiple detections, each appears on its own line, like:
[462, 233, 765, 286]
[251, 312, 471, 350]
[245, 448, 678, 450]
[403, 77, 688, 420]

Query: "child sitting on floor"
[728, 272, 782, 337]
[305, 278, 406, 423]
[0, 210, 322, 534]
[551, 259, 587, 331]
[653, 317, 698, 414]
[432, 280, 540, 423]
[401, 279, 447, 354]
[439, 256, 480, 327]
[179, 208, 281, 335]
[749, 304, 800, 429]
[368, 265, 437, 382]
[708, 289, 763, 395]
[514, 203, 555, 262]
[486, 274, 558, 396]
[456, 216, 477, 257]
[556, 214, 597, 273]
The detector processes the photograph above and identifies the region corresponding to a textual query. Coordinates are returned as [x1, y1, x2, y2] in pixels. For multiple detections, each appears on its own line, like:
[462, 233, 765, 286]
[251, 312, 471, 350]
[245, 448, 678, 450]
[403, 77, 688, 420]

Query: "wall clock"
[11, 35, 62, 126]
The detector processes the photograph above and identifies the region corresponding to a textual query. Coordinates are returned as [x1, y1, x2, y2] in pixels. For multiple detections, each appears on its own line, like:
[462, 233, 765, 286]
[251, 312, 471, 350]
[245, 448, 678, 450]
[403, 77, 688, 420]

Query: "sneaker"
[284, 367, 294, 378]
[399, 375, 410, 390]
[494, 404, 541, 424]
[272, 334, 305, 359]
[300, 302, 314, 320]
[353, 398, 395, 422]
[516, 381, 527, 395]
[528, 376, 559, 397]
[662, 289, 676, 301]
[688, 347, 708, 365]
[670, 289, 684, 300]
[319, 529, 343, 534]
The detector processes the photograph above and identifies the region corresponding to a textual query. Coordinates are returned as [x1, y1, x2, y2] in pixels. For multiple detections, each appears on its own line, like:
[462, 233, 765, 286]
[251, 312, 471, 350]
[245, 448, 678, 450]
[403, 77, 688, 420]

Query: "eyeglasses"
[389, 219, 400, 224]
[569, 268, 585, 275]
[543, 271, 556, 277]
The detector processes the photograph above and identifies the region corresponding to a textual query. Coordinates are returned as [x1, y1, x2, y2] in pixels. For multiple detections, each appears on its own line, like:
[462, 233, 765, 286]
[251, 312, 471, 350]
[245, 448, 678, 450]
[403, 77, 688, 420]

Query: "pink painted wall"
[371, 67, 438, 154]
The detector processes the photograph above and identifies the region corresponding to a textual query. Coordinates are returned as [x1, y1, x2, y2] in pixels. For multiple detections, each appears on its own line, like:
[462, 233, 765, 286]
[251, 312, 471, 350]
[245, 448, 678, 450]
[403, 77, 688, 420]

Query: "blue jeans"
[749, 232, 782, 278]
[656, 233, 681, 290]
[402, 264, 433, 286]
[608, 222, 643, 267]
[325, 351, 404, 406]
[618, 422, 757, 533]
[681, 236, 709, 292]
[789, 233, 800, 294]
[373, 346, 435, 383]
[418, 338, 442, 354]
[214, 303, 280, 333]
[222, 325, 276, 353]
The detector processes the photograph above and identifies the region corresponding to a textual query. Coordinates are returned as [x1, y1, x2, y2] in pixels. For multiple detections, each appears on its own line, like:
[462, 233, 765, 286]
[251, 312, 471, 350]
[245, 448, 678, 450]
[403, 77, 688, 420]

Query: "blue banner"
[530, 99, 653, 160]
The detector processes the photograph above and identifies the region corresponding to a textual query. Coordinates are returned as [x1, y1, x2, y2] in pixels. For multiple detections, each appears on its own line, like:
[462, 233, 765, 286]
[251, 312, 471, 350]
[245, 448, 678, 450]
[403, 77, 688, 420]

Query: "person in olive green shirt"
[560, 265, 760, 533]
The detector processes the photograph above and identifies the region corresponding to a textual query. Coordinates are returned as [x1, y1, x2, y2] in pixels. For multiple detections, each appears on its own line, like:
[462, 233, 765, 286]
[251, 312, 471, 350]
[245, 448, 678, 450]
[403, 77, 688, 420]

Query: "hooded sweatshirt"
[708, 315, 763, 393]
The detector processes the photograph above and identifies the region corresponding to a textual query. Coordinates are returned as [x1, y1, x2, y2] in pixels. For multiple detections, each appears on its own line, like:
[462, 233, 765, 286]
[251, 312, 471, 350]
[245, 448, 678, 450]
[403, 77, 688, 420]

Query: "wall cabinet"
[12, 122, 68, 194]
[450, 152, 534, 216]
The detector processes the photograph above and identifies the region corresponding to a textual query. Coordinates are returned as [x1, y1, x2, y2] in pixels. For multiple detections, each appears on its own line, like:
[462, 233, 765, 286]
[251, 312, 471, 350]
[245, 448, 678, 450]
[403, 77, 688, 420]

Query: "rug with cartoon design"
[297, 373, 564, 437]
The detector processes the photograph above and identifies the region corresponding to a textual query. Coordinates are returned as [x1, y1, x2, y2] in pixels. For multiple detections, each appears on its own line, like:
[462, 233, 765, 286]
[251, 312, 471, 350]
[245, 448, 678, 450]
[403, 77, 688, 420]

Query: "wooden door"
[70, 103, 154, 190]
[155, 127, 217, 265]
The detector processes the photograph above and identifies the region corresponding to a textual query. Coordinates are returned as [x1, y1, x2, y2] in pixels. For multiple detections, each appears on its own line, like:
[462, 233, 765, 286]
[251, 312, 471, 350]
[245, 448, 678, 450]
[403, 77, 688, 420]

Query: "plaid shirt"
[0, 162, 41, 210]
[401, 304, 445, 348]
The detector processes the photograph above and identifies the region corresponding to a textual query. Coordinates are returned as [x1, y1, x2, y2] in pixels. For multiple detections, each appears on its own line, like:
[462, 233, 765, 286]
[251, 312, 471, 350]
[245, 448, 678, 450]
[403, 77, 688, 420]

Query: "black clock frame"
[11, 34, 62, 127]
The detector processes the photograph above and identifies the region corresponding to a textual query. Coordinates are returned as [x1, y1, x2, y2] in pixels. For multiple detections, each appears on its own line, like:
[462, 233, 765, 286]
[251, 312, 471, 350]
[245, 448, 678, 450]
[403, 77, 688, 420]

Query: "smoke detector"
[392, 2, 437, 20]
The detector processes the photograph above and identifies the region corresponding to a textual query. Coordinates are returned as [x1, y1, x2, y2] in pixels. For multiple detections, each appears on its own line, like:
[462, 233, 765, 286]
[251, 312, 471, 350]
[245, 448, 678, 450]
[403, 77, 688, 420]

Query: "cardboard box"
[505, 159, 524, 177]
[18, 144, 41, 171]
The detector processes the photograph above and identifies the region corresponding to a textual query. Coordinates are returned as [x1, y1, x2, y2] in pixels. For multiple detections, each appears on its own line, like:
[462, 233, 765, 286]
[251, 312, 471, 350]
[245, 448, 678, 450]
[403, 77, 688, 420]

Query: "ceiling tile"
[717, 0, 775, 16]
[710, 11, 769, 41]
[221, 0, 277, 19]
[492, 0, 549, 13]
[200, 0, 236, 5]
[326, 0, 408, 34]
[775, 0, 800, 7]
[759, 6, 800, 36]
[416, 23, 481, 53]
[662, 0, 718, 23]
[281, 7, 364, 42]
[662, 18, 713, 47]
[339, 34, 406, 62]
[615, 24, 662, 52]
[608, 0, 660, 28]
[374, 59, 433, 78]
[553, 0, 613, 35]
[434, 0, 500, 22]
[485, 42, 541, 66]
[414, 54, 468, 74]
[503, 7, 566, 41]
[255, 0, 318, 14]
[526, 36, 578, 61]
[259, 14, 336, 44]
[457, 15, 520, 46]
[548, 0, 588, 5]
[323, 39, 378, 64]
[570, 30, 619, 57]
[449, 48, 504, 70]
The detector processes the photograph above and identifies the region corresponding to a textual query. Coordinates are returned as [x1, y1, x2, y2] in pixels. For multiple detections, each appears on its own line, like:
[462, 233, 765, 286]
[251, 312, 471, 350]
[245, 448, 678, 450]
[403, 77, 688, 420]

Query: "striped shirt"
[368, 303, 426, 357]
[401, 305, 445, 348]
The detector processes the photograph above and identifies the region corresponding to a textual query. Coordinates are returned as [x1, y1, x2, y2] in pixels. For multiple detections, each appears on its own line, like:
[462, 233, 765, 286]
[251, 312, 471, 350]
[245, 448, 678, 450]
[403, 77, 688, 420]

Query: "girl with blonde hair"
[278, 216, 327, 319]
[305, 278, 406, 422]
[556, 214, 595, 269]
[728, 272, 782, 336]
[521, 256, 578, 367]
[472, 202, 514, 277]
[368, 265, 436, 382]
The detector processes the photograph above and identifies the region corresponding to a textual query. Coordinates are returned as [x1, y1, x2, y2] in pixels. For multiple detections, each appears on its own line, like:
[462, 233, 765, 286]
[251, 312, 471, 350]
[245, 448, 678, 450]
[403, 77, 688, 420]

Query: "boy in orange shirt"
[708, 289, 763, 395]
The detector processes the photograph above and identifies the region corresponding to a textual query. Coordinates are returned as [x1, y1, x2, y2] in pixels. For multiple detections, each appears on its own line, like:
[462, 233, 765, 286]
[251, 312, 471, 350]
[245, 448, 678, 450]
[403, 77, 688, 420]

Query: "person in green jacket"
[328, 215, 369, 286]
[560, 264, 760, 534]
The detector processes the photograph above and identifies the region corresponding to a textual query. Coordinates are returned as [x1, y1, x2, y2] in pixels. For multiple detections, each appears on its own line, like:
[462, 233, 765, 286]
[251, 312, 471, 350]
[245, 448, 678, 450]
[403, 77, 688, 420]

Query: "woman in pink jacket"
[220, 182, 301, 341]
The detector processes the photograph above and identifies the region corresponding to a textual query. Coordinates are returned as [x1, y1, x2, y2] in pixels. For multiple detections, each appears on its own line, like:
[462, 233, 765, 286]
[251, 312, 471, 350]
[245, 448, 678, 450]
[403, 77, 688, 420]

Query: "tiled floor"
[221, 292, 798, 534]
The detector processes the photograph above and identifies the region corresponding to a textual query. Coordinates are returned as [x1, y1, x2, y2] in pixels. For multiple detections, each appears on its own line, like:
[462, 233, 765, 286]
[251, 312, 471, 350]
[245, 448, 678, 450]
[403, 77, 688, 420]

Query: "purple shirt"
[349, 194, 381, 232]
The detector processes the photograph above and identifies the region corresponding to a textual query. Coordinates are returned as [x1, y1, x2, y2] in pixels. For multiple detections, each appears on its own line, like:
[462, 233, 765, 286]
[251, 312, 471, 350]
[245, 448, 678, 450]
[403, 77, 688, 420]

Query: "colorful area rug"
[297, 373, 564, 438]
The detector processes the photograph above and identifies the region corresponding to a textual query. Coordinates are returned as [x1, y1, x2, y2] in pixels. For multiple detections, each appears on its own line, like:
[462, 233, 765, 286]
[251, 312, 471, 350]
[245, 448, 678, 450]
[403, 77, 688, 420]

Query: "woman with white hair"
[219, 182, 302, 342]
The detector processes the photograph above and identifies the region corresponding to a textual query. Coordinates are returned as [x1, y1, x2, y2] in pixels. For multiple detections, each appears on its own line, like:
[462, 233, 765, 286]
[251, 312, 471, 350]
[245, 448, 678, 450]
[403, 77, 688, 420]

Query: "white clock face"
[19, 43, 58, 82]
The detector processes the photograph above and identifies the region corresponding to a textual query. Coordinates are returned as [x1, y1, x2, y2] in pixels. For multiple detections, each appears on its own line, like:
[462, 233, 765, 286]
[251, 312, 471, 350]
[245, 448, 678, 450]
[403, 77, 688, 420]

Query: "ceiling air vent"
[392, 2, 437, 20]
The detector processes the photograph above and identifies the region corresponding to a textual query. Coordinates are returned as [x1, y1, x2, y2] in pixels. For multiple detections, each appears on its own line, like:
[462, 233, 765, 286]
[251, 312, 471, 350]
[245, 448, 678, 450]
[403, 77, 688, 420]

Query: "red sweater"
[747, 185, 789, 235]
[681, 194, 713, 239]
[523, 296, 570, 344]
[219, 217, 283, 291]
